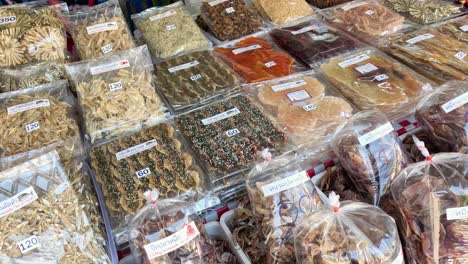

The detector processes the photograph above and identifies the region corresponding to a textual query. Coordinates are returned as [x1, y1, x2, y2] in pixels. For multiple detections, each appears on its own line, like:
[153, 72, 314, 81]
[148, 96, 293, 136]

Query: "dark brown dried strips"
[306, 0, 353, 9]
[320, 166, 366, 202]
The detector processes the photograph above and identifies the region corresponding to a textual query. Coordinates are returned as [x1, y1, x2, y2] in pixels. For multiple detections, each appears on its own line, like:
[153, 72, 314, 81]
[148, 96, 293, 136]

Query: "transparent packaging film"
[0, 62, 65, 93]
[252, 0, 314, 25]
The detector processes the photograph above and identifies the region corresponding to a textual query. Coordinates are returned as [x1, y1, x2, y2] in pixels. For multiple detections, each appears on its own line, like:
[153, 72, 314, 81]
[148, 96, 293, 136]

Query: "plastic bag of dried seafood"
[246, 71, 354, 146]
[131, 1, 211, 61]
[332, 109, 410, 206]
[390, 144, 468, 264]
[154, 49, 240, 113]
[65, 45, 166, 144]
[0, 151, 110, 263]
[0, 62, 65, 93]
[415, 80, 468, 154]
[294, 192, 404, 263]
[128, 189, 214, 264]
[0, 2, 68, 67]
[63, 0, 135, 60]
[246, 153, 322, 264]
[252, 0, 314, 25]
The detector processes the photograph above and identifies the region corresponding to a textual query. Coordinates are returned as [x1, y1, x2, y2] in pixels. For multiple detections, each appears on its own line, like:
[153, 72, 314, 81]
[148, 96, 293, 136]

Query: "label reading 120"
[136, 168, 151, 179]
[225, 128, 240, 137]
[18, 235, 40, 254]
[108, 82, 123, 91]
[25, 122, 40, 133]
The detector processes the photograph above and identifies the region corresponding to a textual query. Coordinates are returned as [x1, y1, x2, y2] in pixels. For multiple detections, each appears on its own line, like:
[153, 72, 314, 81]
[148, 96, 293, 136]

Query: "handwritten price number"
[226, 128, 240, 137]
[101, 44, 113, 54]
[190, 74, 202, 81]
[455, 51, 466, 60]
[303, 104, 317, 111]
[225, 7, 235, 13]
[136, 168, 151, 178]
[374, 74, 388, 81]
[25, 122, 40, 133]
[0, 16, 16, 24]
[108, 82, 123, 91]
[18, 236, 40, 254]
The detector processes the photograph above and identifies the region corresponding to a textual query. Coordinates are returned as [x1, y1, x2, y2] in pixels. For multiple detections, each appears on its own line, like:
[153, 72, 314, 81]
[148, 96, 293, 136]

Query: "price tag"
[225, 7, 235, 13]
[454, 51, 466, 60]
[225, 128, 240, 137]
[441, 91, 468, 113]
[86, 22, 118, 34]
[447, 206, 468, 220]
[405, 33, 434, 44]
[358, 122, 394, 146]
[271, 80, 306, 92]
[261, 171, 309, 197]
[90, 60, 130, 75]
[136, 168, 152, 179]
[17, 235, 40, 254]
[264, 61, 276, 68]
[374, 74, 389, 81]
[149, 10, 176, 21]
[116, 139, 158, 160]
[25, 122, 40, 133]
[460, 25, 468, 32]
[232, 44, 261, 55]
[7, 99, 50, 115]
[101, 44, 113, 54]
[108, 82, 123, 91]
[168, 60, 199, 73]
[190, 74, 202, 81]
[287, 90, 310, 102]
[303, 104, 317, 111]
[202, 108, 240, 125]
[355, 63, 378, 74]
[166, 24, 176, 31]
[364, 10, 375, 15]
[0, 16, 16, 25]
[291, 25, 318, 35]
[209, 0, 228, 6]
[338, 54, 370, 68]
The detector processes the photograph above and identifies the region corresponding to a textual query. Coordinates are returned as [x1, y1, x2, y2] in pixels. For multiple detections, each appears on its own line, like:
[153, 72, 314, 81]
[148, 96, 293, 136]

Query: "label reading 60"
[136, 168, 151, 179]
[25, 122, 40, 133]
[18, 235, 40, 254]
[225, 128, 240, 137]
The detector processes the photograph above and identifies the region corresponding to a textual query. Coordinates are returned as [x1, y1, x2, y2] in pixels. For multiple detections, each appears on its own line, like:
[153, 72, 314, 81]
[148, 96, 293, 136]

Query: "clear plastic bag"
[65, 45, 166, 144]
[433, 16, 468, 42]
[128, 190, 211, 264]
[390, 151, 468, 264]
[247, 71, 354, 146]
[252, 0, 314, 25]
[319, 48, 433, 117]
[294, 192, 404, 264]
[383, 0, 465, 24]
[0, 62, 65, 93]
[386, 26, 468, 84]
[332, 110, 410, 205]
[0, 151, 110, 263]
[270, 19, 364, 68]
[199, 0, 265, 42]
[214, 34, 304, 83]
[90, 122, 205, 227]
[246, 153, 322, 263]
[415, 80, 468, 153]
[154, 50, 240, 113]
[175, 93, 287, 187]
[0, 2, 68, 67]
[63, 0, 135, 60]
[131, 1, 211, 61]
[306, 0, 352, 9]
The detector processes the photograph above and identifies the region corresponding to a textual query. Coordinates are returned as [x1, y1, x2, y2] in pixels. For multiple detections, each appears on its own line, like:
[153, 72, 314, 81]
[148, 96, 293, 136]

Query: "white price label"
[264, 61, 276, 68]
[287, 90, 310, 102]
[202, 108, 240, 125]
[460, 25, 468, 32]
[341, 1, 367, 10]
[374, 74, 389, 81]
[7, 99, 50, 115]
[149, 10, 176, 21]
[441, 91, 468, 113]
[271, 80, 306, 92]
[190, 74, 202, 81]
[86, 22, 118, 34]
[338, 54, 370, 68]
[291, 25, 318, 35]
[358, 122, 394, 146]
[166, 24, 176, 31]
[262, 171, 310, 197]
[0, 187, 38, 218]
[405, 33, 434, 44]
[209, 0, 228, 6]
[447, 206, 468, 220]
[115, 139, 158, 160]
[454, 51, 466, 60]
[17, 235, 40, 254]
[168, 60, 199, 73]
[144, 221, 200, 260]
[364, 10, 375, 15]
[303, 104, 317, 111]
[108, 82, 123, 91]
[101, 44, 113, 54]
[225, 7, 235, 13]
[0, 16, 16, 25]
[136, 168, 152, 179]
[25, 122, 40, 133]
[225, 128, 240, 137]
[232, 44, 261, 55]
[355, 63, 378, 74]
[90, 60, 130, 75]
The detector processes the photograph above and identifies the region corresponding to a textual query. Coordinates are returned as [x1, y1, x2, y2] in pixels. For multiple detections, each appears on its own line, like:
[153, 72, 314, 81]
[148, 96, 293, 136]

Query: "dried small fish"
[0, 62, 65, 93]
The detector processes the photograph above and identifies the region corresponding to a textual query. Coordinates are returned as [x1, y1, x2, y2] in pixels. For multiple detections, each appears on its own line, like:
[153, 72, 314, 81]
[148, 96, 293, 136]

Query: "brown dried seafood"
[90, 124, 202, 224]
[434, 16, 468, 43]
[320, 166, 366, 202]
[65, 46, 165, 144]
[0, 62, 65, 93]
[383, 0, 463, 24]
[64, 0, 135, 59]
[252, 0, 314, 25]
[0, 151, 110, 264]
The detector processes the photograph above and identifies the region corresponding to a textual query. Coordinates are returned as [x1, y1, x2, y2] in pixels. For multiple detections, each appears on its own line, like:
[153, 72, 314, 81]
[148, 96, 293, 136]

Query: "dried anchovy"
[200, 0, 264, 41]
[252, 0, 313, 25]
[90, 124, 201, 223]
[0, 62, 65, 93]
[384, 0, 463, 24]
[176, 95, 287, 180]
[155, 50, 238, 111]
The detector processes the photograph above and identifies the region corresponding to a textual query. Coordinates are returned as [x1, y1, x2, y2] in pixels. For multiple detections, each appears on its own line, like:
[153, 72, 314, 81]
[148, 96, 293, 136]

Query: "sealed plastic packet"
[383, 0, 464, 24]
[63, 0, 135, 60]
[154, 50, 240, 113]
[319, 48, 433, 117]
[252, 0, 314, 25]
[270, 19, 364, 68]
[332, 110, 410, 205]
[0, 62, 65, 93]
[246, 153, 322, 263]
[415, 80, 468, 153]
[0, 2, 68, 67]
[306, 0, 352, 9]
[128, 190, 211, 263]
[433, 16, 468, 42]
[214, 35, 303, 83]
[390, 140, 468, 264]
[247, 71, 354, 146]
[131, 2, 211, 61]
[0, 151, 110, 263]
[90, 122, 204, 227]
[65, 45, 166, 144]
[200, 0, 265, 42]
[294, 192, 404, 263]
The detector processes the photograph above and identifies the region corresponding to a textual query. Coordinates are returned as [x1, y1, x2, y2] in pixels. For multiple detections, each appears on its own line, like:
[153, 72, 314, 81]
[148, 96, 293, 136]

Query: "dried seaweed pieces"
[0, 62, 65, 93]
[0, 6, 66, 67]
[387, 29, 468, 83]
[155, 50, 238, 110]
[176, 95, 286, 179]
[252, 0, 313, 25]
[90, 124, 201, 220]
[214, 37, 295, 83]
[270, 20, 361, 68]
[200, 0, 264, 41]
[383, 0, 463, 24]
[306, 0, 353, 9]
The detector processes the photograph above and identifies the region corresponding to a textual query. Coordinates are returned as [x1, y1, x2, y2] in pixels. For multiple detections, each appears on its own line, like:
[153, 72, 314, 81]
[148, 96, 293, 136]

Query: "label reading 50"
[18, 235, 40, 254]
[25, 122, 40, 133]
[225, 128, 240, 137]
[136, 168, 151, 179]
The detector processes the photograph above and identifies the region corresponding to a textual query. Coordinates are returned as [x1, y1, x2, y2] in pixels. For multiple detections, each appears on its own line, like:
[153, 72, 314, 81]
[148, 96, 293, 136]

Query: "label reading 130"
[18, 235, 40, 254]
[225, 128, 240, 137]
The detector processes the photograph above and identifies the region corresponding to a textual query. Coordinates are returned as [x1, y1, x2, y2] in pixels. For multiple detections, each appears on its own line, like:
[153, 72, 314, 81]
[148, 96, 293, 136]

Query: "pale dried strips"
[252, 0, 314, 25]
[0, 62, 65, 93]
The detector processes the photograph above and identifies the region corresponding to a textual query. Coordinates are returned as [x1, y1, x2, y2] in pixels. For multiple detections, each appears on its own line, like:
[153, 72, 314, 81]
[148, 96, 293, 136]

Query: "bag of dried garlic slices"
[246, 153, 322, 264]
[65, 45, 166, 144]
[128, 190, 212, 264]
[0, 151, 110, 263]
[294, 192, 404, 264]
[63, 0, 135, 60]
